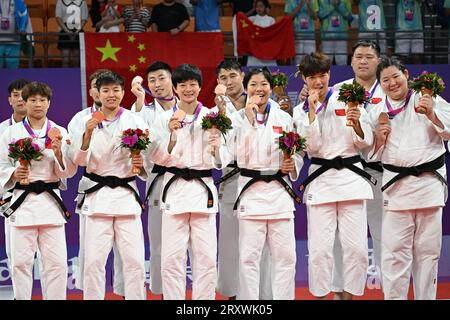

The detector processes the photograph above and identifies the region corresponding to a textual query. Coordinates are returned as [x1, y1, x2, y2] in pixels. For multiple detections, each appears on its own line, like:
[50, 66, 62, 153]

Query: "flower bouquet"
[278, 131, 307, 160]
[409, 71, 445, 113]
[272, 71, 288, 97]
[201, 112, 233, 135]
[337, 81, 370, 127]
[120, 128, 151, 174]
[8, 137, 43, 185]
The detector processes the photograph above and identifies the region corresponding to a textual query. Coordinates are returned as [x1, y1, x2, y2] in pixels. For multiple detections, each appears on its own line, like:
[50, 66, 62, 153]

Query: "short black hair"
[215, 59, 242, 76]
[243, 67, 273, 89]
[95, 72, 125, 90]
[21, 81, 52, 101]
[376, 56, 406, 81]
[255, 0, 271, 9]
[89, 69, 113, 83]
[146, 61, 172, 76]
[172, 64, 202, 87]
[297, 52, 331, 78]
[352, 39, 381, 57]
[8, 79, 31, 95]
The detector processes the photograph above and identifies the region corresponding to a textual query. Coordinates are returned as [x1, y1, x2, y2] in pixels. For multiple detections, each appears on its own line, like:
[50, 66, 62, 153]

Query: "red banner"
[80, 32, 224, 108]
[235, 12, 295, 60]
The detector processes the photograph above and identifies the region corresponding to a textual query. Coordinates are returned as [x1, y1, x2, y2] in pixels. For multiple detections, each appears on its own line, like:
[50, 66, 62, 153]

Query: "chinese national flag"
[80, 32, 224, 108]
[235, 12, 295, 60]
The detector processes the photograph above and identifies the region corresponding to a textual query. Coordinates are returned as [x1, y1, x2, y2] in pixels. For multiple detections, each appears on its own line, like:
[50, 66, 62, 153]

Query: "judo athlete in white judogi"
[129, 61, 189, 298]
[159, 64, 228, 300]
[66, 69, 128, 293]
[214, 59, 273, 300]
[294, 53, 374, 299]
[0, 78, 48, 298]
[0, 82, 77, 300]
[228, 68, 302, 300]
[69, 72, 149, 300]
[330, 40, 385, 299]
[368, 57, 450, 300]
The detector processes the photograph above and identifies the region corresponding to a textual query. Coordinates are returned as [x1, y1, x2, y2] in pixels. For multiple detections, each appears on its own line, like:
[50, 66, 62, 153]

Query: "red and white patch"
[335, 109, 346, 116]
[272, 126, 283, 134]
[370, 97, 382, 104]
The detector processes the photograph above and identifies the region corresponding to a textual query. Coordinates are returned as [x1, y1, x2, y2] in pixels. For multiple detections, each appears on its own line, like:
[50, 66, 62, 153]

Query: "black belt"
[299, 155, 377, 191]
[3, 181, 70, 220]
[361, 160, 384, 173]
[0, 195, 12, 207]
[144, 164, 167, 204]
[162, 167, 214, 208]
[233, 168, 302, 211]
[382, 153, 447, 192]
[80, 172, 144, 209]
[215, 161, 240, 186]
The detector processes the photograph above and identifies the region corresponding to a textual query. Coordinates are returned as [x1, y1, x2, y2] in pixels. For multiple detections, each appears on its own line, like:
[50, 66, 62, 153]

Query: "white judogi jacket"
[67, 105, 99, 214]
[293, 91, 374, 205]
[132, 99, 178, 208]
[70, 109, 153, 216]
[218, 97, 280, 204]
[228, 104, 303, 219]
[158, 105, 230, 215]
[0, 119, 77, 226]
[367, 92, 450, 211]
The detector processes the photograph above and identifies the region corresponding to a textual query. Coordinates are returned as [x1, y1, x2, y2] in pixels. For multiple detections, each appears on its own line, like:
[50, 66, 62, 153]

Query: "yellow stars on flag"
[96, 40, 121, 62]
[240, 19, 248, 28]
[128, 35, 136, 43]
[138, 56, 146, 64]
[129, 64, 137, 72]
[137, 43, 145, 51]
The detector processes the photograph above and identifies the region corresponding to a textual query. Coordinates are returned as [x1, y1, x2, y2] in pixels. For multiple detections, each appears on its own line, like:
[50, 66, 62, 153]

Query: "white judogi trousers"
[161, 212, 217, 300]
[10, 225, 67, 300]
[217, 202, 273, 299]
[83, 215, 146, 300]
[238, 218, 296, 300]
[307, 200, 368, 297]
[332, 170, 383, 292]
[381, 207, 442, 300]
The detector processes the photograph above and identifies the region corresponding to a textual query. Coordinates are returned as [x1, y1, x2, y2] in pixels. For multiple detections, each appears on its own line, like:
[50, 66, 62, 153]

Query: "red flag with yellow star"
[80, 32, 224, 108]
[235, 12, 295, 60]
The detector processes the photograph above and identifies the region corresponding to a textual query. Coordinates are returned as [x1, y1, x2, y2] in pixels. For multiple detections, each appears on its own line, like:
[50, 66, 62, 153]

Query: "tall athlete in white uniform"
[331, 40, 385, 300]
[294, 53, 374, 299]
[215, 60, 273, 300]
[369, 57, 450, 299]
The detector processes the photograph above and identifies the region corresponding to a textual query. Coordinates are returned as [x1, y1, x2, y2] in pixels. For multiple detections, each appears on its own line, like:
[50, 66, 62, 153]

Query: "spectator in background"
[247, 0, 277, 66]
[89, 0, 105, 32]
[285, 0, 318, 65]
[150, 0, 190, 35]
[355, 0, 388, 55]
[122, 0, 150, 33]
[316, 0, 353, 66]
[226, 0, 255, 16]
[0, 0, 29, 69]
[177, 0, 194, 16]
[191, 0, 221, 32]
[97, 0, 123, 32]
[56, 0, 88, 68]
[394, 0, 424, 64]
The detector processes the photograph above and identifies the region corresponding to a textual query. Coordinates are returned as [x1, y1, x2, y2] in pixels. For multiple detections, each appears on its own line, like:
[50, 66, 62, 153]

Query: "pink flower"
[122, 134, 138, 147]
[31, 143, 40, 151]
